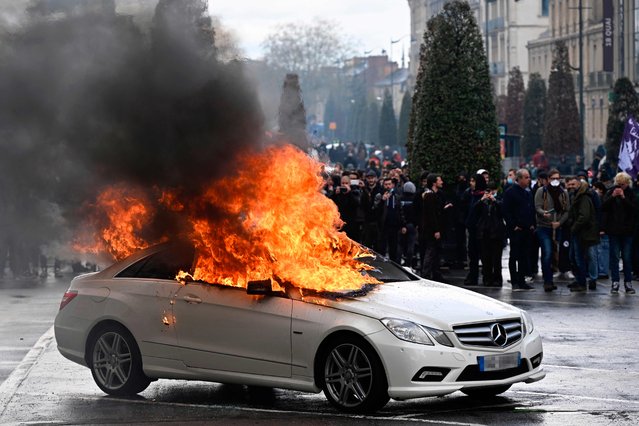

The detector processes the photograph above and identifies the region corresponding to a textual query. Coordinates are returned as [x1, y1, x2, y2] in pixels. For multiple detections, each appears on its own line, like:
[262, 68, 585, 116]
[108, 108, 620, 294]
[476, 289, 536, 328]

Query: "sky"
[208, 0, 411, 64]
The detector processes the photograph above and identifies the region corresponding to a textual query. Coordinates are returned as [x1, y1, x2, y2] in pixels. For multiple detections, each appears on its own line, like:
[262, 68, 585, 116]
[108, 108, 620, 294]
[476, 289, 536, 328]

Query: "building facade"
[528, 0, 639, 165]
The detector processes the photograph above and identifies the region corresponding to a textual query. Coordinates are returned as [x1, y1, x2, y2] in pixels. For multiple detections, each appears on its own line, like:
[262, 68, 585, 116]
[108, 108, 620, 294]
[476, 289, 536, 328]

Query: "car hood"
[308, 279, 522, 330]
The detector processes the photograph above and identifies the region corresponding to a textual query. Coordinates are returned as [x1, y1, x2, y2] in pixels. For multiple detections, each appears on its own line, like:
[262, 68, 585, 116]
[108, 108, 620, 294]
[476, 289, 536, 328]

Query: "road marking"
[543, 364, 639, 374]
[512, 390, 639, 405]
[0, 326, 54, 417]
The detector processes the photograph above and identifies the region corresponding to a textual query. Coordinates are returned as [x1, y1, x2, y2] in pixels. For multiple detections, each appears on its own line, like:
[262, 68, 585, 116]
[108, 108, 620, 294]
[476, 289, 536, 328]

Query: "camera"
[339, 186, 348, 192]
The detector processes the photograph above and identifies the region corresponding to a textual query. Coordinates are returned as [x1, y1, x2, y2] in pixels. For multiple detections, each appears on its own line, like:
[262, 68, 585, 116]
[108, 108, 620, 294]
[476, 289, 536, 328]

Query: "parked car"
[54, 241, 545, 413]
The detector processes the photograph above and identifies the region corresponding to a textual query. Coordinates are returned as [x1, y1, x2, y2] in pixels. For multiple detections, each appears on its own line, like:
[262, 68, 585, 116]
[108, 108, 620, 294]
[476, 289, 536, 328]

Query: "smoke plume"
[0, 0, 264, 266]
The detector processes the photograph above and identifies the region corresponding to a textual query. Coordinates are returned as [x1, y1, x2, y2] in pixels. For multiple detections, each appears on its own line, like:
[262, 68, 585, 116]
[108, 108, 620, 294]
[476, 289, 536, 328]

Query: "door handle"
[183, 295, 202, 304]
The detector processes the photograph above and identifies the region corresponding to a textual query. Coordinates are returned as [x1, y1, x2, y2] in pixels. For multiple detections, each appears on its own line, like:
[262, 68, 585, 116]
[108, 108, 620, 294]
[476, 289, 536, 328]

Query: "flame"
[76, 145, 380, 292]
[73, 185, 165, 260]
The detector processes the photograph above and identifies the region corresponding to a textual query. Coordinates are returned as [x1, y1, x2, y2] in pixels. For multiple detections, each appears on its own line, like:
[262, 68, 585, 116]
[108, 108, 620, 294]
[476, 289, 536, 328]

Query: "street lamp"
[569, 0, 587, 160]
[390, 34, 409, 114]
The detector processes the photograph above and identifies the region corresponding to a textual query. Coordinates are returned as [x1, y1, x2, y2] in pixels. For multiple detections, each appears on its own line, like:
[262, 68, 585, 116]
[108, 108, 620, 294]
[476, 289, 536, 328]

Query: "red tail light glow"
[59, 290, 78, 311]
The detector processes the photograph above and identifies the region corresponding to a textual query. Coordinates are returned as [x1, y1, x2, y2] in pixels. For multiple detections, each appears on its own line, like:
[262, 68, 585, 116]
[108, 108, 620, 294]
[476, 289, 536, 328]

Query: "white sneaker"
[559, 271, 575, 280]
[525, 276, 535, 284]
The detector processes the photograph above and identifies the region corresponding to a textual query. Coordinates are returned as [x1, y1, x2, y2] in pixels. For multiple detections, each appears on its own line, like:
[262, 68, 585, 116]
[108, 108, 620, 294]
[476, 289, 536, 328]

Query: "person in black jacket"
[375, 177, 406, 263]
[419, 173, 447, 281]
[398, 181, 418, 269]
[473, 182, 506, 287]
[602, 172, 637, 294]
[502, 169, 536, 291]
[331, 175, 361, 242]
[464, 173, 487, 285]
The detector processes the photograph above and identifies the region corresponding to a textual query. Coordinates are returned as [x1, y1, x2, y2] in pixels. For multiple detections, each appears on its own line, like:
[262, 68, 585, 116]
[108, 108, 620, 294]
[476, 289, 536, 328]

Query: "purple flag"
[618, 116, 639, 179]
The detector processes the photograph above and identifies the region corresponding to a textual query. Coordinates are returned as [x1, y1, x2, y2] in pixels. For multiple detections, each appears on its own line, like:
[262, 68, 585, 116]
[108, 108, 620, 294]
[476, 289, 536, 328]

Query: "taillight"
[59, 290, 78, 310]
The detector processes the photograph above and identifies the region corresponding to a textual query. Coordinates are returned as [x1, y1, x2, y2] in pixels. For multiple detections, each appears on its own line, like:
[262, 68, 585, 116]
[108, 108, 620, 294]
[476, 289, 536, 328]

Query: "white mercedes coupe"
[54, 241, 545, 413]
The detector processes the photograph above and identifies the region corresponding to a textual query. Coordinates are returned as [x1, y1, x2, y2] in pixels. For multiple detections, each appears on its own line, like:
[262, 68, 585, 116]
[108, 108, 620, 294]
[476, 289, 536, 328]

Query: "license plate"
[478, 352, 521, 372]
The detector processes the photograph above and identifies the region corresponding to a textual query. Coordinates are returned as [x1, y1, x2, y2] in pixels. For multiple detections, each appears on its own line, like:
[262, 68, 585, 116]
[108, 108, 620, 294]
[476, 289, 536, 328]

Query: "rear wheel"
[461, 384, 511, 398]
[88, 324, 151, 396]
[320, 336, 389, 413]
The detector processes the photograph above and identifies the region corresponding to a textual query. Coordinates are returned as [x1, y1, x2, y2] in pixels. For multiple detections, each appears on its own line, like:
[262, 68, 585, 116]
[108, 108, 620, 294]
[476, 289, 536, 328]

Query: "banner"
[618, 116, 639, 179]
[603, 0, 614, 72]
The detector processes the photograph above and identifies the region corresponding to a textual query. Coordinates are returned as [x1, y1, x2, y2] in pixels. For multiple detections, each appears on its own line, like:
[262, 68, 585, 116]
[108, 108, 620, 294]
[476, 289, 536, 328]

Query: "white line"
[511, 390, 639, 405]
[543, 364, 639, 374]
[0, 326, 55, 417]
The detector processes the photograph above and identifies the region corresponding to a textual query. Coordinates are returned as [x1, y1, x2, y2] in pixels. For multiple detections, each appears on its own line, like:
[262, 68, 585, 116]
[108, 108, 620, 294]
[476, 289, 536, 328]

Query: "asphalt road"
[1, 265, 638, 425]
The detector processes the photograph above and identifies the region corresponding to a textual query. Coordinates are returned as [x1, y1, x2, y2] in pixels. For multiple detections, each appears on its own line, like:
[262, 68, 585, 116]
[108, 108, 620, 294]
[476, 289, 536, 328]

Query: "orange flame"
[76, 145, 379, 292]
[73, 185, 163, 260]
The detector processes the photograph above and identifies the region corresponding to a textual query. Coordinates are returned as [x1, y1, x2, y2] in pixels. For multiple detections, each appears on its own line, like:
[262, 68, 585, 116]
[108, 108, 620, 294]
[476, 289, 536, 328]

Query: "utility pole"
[578, 0, 585, 161]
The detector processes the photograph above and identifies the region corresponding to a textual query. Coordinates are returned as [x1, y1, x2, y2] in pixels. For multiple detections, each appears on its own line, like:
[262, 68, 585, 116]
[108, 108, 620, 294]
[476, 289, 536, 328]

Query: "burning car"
[54, 241, 545, 413]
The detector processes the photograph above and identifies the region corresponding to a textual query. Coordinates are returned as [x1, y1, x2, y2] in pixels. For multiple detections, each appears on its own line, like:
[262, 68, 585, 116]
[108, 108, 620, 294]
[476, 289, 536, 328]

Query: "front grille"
[456, 360, 530, 382]
[453, 318, 522, 348]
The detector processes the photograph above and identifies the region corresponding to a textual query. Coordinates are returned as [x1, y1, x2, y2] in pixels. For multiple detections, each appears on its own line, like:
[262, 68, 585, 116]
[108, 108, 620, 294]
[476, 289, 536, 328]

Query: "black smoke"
[0, 0, 264, 272]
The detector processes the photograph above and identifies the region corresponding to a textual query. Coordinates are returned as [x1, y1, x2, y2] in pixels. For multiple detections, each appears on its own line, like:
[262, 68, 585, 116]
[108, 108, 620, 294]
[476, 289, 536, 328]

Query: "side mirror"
[247, 279, 272, 295]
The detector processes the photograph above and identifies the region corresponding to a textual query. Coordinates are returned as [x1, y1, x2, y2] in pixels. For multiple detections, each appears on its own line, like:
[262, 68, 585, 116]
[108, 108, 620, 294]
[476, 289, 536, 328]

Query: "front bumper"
[367, 327, 545, 400]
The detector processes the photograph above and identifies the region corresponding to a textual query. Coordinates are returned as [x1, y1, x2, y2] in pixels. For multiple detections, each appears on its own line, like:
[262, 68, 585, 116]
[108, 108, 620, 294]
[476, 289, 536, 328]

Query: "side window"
[117, 244, 194, 280]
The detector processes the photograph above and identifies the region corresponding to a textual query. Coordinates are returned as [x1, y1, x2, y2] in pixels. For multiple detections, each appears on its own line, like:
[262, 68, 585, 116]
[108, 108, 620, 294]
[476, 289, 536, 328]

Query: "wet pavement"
[1, 257, 638, 425]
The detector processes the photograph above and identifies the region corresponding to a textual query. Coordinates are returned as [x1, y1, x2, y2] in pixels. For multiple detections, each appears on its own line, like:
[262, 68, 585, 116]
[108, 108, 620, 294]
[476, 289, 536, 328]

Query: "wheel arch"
[312, 329, 387, 389]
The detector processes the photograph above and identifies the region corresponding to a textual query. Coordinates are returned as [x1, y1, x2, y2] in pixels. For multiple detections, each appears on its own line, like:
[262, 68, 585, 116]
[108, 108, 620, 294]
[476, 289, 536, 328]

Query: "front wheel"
[88, 324, 151, 396]
[461, 384, 512, 398]
[320, 336, 389, 413]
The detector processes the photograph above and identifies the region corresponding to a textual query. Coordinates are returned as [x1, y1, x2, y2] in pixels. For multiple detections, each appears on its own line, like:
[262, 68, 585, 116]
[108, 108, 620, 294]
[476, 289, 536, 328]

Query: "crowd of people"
[323, 145, 638, 295]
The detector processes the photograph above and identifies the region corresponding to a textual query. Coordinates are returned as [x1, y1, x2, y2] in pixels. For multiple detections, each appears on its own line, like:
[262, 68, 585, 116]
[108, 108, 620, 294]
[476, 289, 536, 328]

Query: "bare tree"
[262, 18, 352, 76]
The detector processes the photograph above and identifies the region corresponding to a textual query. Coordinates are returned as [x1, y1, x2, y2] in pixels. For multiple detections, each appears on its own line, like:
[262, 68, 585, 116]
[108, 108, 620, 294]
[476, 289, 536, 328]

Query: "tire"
[88, 324, 151, 396]
[461, 384, 512, 398]
[319, 335, 389, 413]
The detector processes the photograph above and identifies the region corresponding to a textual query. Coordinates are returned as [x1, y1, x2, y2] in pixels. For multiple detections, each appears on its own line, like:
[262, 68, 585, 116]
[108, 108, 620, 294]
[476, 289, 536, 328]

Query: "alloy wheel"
[324, 343, 374, 408]
[92, 331, 133, 391]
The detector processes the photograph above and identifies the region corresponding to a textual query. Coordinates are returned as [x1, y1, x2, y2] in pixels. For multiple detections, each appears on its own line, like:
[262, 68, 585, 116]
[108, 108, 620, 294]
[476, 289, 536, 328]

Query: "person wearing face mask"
[534, 169, 569, 292]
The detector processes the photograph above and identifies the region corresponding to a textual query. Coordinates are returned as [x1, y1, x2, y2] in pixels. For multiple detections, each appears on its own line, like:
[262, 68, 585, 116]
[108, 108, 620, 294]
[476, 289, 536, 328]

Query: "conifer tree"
[605, 77, 639, 165]
[278, 73, 308, 151]
[543, 40, 580, 158]
[365, 101, 380, 146]
[505, 66, 525, 135]
[408, 1, 499, 183]
[378, 90, 398, 148]
[398, 91, 412, 150]
[522, 73, 546, 158]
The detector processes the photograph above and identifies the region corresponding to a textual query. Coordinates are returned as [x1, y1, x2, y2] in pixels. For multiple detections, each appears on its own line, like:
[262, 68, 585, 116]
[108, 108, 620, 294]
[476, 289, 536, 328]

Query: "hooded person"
[567, 177, 599, 292]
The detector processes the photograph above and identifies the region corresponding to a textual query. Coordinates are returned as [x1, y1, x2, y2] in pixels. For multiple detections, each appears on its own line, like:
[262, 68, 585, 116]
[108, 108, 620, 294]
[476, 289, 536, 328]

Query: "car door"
[173, 282, 293, 377]
[112, 243, 194, 360]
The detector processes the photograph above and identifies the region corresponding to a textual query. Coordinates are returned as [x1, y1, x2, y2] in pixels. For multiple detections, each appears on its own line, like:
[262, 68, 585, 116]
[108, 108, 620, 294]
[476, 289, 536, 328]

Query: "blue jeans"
[597, 235, 610, 277]
[569, 235, 587, 286]
[609, 235, 633, 283]
[537, 227, 560, 284]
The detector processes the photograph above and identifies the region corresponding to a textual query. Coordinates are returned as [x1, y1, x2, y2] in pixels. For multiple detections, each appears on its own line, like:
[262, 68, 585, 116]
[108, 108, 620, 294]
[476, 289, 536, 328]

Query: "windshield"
[358, 255, 419, 283]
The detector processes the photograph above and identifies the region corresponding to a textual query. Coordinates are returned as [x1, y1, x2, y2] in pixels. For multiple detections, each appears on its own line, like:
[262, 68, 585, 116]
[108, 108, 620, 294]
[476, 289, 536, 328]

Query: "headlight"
[521, 311, 534, 335]
[423, 326, 454, 347]
[381, 318, 433, 345]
